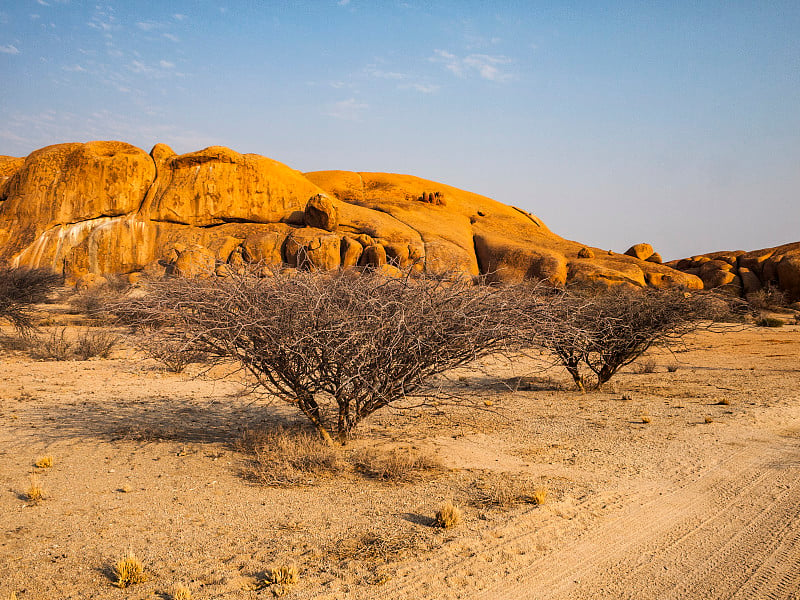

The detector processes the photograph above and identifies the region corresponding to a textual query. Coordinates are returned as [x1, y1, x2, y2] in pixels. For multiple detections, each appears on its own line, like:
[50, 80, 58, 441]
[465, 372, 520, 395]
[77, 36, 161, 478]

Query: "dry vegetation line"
[356, 438, 800, 600]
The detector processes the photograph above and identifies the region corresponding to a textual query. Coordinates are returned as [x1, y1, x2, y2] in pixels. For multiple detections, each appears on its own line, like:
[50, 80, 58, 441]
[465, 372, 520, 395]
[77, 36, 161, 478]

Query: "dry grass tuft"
[704, 416, 714, 424]
[265, 565, 298, 586]
[634, 358, 657, 374]
[239, 427, 344, 486]
[74, 329, 118, 360]
[170, 583, 192, 600]
[434, 501, 462, 529]
[641, 415, 652, 424]
[717, 398, 731, 406]
[351, 446, 443, 482]
[26, 474, 45, 503]
[470, 473, 549, 509]
[531, 487, 548, 506]
[756, 316, 785, 328]
[112, 551, 148, 588]
[667, 364, 680, 373]
[34, 455, 53, 469]
[30, 328, 73, 361]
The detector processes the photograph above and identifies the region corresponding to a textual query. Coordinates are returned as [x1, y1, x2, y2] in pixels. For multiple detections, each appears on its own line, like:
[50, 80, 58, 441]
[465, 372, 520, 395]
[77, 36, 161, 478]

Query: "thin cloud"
[365, 66, 405, 80]
[0, 44, 20, 54]
[326, 98, 369, 121]
[338, 0, 351, 5]
[159, 60, 175, 69]
[400, 82, 440, 94]
[136, 21, 162, 31]
[430, 49, 513, 82]
[163, 33, 179, 42]
[173, 14, 188, 21]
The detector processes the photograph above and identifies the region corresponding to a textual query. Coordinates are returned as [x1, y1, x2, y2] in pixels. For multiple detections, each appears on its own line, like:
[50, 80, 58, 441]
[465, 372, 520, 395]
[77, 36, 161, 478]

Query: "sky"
[1, 1, 798, 260]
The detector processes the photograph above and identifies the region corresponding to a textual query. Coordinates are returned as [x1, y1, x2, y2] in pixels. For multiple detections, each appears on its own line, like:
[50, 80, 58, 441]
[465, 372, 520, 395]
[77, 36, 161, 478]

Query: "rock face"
[0, 140, 704, 290]
[667, 242, 800, 301]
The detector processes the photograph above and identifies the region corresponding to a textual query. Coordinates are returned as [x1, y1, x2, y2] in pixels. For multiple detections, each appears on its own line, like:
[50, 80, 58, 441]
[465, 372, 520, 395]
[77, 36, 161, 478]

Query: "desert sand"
[1, 307, 799, 599]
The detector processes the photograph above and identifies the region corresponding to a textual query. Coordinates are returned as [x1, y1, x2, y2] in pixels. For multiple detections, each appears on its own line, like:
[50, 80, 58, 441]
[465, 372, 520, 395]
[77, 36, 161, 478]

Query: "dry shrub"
[74, 329, 118, 359]
[641, 415, 652, 424]
[25, 474, 45, 503]
[34, 455, 53, 469]
[747, 285, 788, 310]
[351, 446, 443, 482]
[717, 398, 731, 406]
[113, 551, 148, 588]
[134, 328, 209, 373]
[240, 427, 344, 486]
[634, 358, 657, 374]
[68, 277, 130, 322]
[0, 267, 62, 333]
[470, 473, 543, 508]
[116, 269, 516, 443]
[756, 316, 784, 328]
[434, 501, 462, 529]
[332, 530, 422, 563]
[667, 364, 680, 373]
[704, 416, 714, 424]
[30, 328, 73, 360]
[0, 333, 35, 352]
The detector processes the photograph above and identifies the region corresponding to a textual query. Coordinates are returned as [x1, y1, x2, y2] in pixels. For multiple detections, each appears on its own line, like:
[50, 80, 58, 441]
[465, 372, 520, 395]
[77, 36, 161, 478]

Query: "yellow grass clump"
[113, 551, 148, 588]
[531, 487, 548, 506]
[267, 565, 299, 586]
[171, 583, 192, 600]
[35, 455, 53, 469]
[26, 474, 45, 503]
[435, 501, 462, 529]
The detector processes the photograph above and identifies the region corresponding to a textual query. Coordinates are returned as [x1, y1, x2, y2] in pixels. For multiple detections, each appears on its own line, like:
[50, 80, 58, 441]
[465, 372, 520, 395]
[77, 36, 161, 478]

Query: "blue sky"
[1, 1, 798, 259]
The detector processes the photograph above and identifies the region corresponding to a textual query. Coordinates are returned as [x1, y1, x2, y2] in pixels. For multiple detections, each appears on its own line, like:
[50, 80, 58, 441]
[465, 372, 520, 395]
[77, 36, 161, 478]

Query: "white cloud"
[173, 13, 187, 21]
[163, 33, 179, 42]
[401, 82, 440, 94]
[430, 49, 513, 82]
[36, 0, 50, 6]
[326, 98, 369, 121]
[63, 64, 87, 72]
[136, 21, 162, 31]
[338, 0, 351, 5]
[365, 66, 405, 80]
[0, 44, 20, 54]
[159, 60, 175, 69]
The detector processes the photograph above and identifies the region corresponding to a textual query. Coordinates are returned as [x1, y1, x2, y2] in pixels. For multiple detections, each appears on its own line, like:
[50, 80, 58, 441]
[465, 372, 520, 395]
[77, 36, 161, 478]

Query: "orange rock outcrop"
[0, 140, 705, 290]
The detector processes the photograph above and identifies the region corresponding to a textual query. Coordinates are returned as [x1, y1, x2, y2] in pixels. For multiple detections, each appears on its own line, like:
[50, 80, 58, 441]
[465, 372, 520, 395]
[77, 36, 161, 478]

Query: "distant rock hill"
[0, 140, 749, 292]
[667, 243, 800, 302]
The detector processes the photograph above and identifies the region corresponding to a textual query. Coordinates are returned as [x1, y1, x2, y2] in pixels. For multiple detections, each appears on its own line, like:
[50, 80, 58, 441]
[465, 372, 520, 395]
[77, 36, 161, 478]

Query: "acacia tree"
[0, 267, 62, 333]
[519, 285, 738, 390]
[120, 269, 518, 443]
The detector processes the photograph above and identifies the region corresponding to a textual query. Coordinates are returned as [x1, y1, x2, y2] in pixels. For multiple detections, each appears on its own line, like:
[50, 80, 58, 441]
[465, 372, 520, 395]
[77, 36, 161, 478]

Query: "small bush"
[434, 501, 462, 529]
[30, 328, 74, 361]
[113, 551, 148, 588]
[135, 329, 209, 372]
[26, 474, 45, 503]
[717, 398, 731, 406]
[747, 285, 787, 310]
[634, 358, 657, 374]
[34, 455, 53, 469]
[332, 530, 421, 563]
[351, 447, 443, 482]
[470, 473, 540, 508]
[756, 316, 784, 328]
[0, 267, 62, 333]
[74, 329, 118, 359]
[667, 364, 679, 373]
[704, 416, 714, 424]
[0, 333, 35, 352]
[641, 415, 652, 424]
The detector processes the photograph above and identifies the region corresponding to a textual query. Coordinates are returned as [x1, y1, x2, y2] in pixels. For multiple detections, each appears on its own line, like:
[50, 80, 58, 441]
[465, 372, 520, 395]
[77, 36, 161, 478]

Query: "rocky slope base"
[0, 140, 717, 290]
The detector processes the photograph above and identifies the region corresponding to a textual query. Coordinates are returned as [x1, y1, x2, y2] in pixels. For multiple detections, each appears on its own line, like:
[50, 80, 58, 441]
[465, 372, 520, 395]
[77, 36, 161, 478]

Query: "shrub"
[517, 285, 738, 390]
[134, 327, 209, 372]
[170, 583, 192, 600]
[31, 328, 74, 361]
[74, 329, 118, 359]
[756, 316, 784, 328]
[117, 269, 515, 443]
[351, 446, 443, 481]
[634, 358, 657, 374]
[34, 455, 53, 469]
[25, 474, 45, 503]
[0, 267, 61, 333]
[746, 285, 787, 310]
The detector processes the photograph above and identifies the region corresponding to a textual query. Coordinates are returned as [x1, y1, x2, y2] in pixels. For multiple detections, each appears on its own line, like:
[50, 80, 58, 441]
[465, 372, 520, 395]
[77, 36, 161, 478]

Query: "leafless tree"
[117, 268, 518, 444]
[517, 285, 740, 390]
[0, 267, 62, 333]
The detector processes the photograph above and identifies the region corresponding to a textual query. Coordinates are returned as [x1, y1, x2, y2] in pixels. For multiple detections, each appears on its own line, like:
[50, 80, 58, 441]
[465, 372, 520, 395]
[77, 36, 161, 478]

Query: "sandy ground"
[1, 311, 799, 599]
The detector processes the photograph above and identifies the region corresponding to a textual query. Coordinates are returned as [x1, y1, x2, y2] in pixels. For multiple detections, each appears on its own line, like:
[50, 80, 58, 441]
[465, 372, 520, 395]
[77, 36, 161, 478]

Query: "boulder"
[577, 247, 595, 259]
[340, 237, 363, 267]
[777, 253, 800, 301]
[283, 228, 341, 271]
[304, 194, 339, 231]
[624, 243, 654, 261]
[646, 252, 662, 264]
[172, 245, 216, 278]
[359, 244, 387, 268]
[738, 267, 762, 295]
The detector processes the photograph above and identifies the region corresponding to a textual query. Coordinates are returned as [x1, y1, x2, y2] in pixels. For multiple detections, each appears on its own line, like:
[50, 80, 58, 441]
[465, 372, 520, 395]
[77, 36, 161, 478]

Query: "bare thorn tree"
[517, 285, 741, 390]
[117, 269, 517, 444]
[0, 267, 62, 333]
